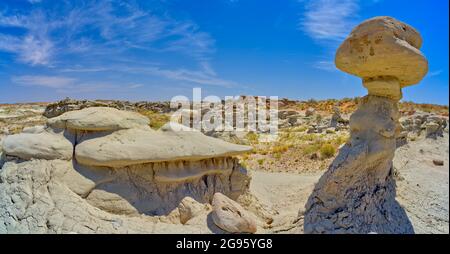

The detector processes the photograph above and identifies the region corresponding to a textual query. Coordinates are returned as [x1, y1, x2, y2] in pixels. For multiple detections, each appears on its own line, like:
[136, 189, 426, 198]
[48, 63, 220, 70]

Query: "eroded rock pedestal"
[304, 16, 428, 234]
[0, 107, 257, 233]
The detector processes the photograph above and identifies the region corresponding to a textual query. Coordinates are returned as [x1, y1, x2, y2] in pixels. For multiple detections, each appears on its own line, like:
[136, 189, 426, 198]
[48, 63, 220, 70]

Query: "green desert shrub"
[245, 132, 260, 145]
[138, 110, 170, 130]
[302, 143, 322, 155]
[320, 144, 336, 158]
[257, 158, 265, 166]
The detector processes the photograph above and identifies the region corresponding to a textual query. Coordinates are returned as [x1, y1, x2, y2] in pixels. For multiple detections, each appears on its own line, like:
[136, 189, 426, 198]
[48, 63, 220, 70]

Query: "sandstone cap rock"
[75, 123, 252, 167]
[47, 107, 150, 131]
[2, 132, 73, 160]
[335, 16, 428, 88]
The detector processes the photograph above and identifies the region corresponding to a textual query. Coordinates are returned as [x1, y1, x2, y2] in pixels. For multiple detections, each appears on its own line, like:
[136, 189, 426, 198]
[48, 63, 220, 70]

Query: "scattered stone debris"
[44, 97, 173, 118]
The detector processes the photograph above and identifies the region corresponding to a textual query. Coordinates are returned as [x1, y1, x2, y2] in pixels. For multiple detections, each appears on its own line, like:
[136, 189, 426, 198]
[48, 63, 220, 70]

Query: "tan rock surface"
[2, 132, 73, 161]
[47, 107, 150, 131]
[335, 16, 428, 88]
[211, 192, 257, 233]
[75, 125, 252, 168]
[178, 197, 208, 224]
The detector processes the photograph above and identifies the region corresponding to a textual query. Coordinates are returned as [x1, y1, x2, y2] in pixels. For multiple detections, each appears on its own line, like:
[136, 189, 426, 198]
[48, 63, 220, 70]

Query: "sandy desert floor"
[249, 133, 449, 234]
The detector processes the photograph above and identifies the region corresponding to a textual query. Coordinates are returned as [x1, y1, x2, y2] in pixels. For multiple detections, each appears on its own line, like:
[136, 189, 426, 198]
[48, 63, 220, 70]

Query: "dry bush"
[320, 144, 336, 158]
[137, 110, 170, 130]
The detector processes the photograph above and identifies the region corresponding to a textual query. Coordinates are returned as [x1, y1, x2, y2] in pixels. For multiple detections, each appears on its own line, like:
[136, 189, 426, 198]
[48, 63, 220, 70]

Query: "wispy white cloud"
[11, 75, 143, 94]
[122, 66, 237, 88]
[60, 67, 110, 73]
[58, 82, 119, 94]
[12, 75, 76, 88]
[428, 70, 443, 77]
[151, 68, 237, 88]
[300, 0, 359, 42]
[313, 60, 337, 71]
[128, 83, 144, 89]
[59, 62, 237, 88]
[0, 1, 215, 66]
[1, 1, 242, 91]
[0, 11, 54, 65]
[163, 21, 215, 60]
[299, 0, 359, 72]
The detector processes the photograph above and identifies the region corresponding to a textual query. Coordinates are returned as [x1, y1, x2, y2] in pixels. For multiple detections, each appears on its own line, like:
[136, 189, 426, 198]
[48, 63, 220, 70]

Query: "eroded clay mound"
[0, 107, 260, 234]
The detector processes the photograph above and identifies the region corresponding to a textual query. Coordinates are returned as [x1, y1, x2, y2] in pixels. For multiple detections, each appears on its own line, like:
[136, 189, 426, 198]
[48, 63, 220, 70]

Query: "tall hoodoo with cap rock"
[303, 16, 428, 234]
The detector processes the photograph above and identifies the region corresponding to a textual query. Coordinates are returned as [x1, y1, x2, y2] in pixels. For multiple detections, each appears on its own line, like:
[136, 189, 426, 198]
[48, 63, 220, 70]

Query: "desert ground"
[0, 98, 448, 234]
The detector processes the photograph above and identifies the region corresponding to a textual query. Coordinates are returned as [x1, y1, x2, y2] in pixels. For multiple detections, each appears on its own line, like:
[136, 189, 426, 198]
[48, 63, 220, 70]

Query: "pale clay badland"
[0, 16, 448, 234]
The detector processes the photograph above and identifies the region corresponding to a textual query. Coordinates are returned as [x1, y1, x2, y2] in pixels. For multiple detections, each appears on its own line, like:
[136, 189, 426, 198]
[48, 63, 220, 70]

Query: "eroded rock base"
[0, 157, 250, 233]
[304, 95, 414, 234]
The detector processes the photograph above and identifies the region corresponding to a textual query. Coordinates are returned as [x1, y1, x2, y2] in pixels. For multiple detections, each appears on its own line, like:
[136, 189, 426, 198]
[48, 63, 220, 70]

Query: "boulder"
[399, 112, 447, 140]
[2, 132, 73, 160]
[178, 197, 208, 224]
[211, 192, 257, 233]
[425, 122, 442, 139]
[305, 107, 315, 117]
[75, 123, 252, 167]
[279, 110, 298, 120]
[47, 107, 150, 131]
[86, 189, 139, 216]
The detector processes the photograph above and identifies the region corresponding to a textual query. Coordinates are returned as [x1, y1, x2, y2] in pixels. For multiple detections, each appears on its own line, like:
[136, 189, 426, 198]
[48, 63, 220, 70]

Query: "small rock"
[305, 107, 315, 117]
[310, 152, 319, 160]
[432, 159, 444, 166]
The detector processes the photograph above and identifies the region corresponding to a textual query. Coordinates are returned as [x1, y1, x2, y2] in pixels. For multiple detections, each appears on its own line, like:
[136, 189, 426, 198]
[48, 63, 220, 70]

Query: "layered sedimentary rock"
[304, 16, 428, 234]
[0, 107, 253, 233]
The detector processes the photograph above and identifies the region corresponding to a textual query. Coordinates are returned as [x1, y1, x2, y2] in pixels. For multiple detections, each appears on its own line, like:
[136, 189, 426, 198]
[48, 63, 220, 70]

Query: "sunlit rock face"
[304, 96, 413, 233]
[335, 16, 428, 89]
[0, 107, 252, 233]
[304, 16, 428, 234]
[78, 157, 250, 216]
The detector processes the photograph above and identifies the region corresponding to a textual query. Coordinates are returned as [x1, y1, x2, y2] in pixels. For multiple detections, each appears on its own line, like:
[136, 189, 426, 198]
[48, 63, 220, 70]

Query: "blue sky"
[0, 0, 448, 104]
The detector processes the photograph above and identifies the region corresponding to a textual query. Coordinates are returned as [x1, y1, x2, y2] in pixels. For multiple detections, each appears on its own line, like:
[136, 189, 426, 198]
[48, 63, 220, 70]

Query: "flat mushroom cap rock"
[2, 132, 73, 160]
[47, 107, 150, 131]
[335, 16, 428, 87]
[75, 122, 252, 167]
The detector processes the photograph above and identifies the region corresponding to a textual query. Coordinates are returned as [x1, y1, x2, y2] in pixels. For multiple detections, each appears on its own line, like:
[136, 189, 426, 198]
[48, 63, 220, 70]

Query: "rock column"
[304, 16, 428, 234]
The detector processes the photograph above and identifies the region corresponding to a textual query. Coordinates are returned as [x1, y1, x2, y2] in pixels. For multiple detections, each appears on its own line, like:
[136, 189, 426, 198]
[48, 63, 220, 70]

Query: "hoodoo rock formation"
[304, 16, 428, 234]
[0, 107, 254, 233]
